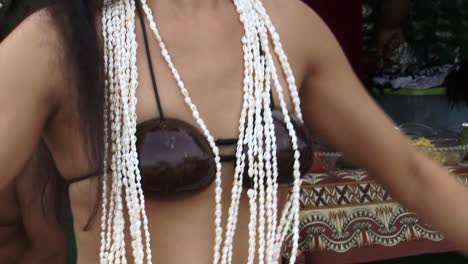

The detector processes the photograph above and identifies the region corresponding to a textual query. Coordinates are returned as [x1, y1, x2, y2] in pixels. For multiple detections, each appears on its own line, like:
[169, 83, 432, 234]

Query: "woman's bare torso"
[0, 162, 67, 264]
[45, 1, 310, 263]
[0, 180, 26, 263]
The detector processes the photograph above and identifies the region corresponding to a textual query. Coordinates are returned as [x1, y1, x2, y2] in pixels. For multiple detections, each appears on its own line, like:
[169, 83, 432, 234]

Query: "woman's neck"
[154, 0, 229, 12]
[148, 0, 232, 21]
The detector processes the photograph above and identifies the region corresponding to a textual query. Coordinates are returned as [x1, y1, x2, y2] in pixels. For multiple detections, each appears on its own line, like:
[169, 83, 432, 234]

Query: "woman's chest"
[134, 30, 308, 140]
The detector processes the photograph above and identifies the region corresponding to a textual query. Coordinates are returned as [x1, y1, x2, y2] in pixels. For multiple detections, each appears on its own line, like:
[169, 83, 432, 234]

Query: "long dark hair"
[50, 0, 105, 223]
[20, 0, 105, 224]
[50, 0, 105, 164]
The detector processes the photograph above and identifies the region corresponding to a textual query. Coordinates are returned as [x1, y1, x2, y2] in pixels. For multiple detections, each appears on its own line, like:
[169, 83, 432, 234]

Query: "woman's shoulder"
[265, 0, 331, 45]
[0, 8, 67, 108]
[264, 0, 335, 69]
[2, 8, 62, 54]
[266, 0, 323, 25]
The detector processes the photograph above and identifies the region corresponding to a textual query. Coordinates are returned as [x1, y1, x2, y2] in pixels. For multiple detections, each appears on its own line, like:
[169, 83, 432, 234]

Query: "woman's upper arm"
[0, 11, 63, 187]
[296, 6, 421, 190]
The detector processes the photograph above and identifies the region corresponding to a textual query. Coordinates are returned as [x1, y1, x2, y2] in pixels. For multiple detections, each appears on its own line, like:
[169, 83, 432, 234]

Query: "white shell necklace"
[100, 0, 304, 263]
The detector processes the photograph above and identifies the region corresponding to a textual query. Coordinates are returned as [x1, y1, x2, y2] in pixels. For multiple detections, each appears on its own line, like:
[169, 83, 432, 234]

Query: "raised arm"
[0, 10, 63, 188]
[294, 3, 468, 251]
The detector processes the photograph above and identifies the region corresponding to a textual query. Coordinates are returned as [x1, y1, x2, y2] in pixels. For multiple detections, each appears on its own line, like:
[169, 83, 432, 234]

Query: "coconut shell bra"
[66, 2, 313, 197]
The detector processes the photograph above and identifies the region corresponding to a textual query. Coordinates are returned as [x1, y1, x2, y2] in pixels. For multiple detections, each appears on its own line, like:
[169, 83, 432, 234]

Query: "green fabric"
[67, 222, 77, 264]
[371, 86, 447, 96]
[460, 127, 468, 160]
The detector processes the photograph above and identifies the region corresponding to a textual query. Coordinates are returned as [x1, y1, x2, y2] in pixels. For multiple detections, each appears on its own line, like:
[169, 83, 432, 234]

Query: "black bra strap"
[220, 155, 236, 162]
[136, 0, 165, 120]
[215, 138, 238, 146]
[270, 90, 276, 109]
[216, 139, 238, 162]
[66, 171, 103, 185]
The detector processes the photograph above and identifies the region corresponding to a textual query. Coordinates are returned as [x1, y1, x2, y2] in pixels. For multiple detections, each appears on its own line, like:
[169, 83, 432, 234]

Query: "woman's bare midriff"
[69, 163, 289, 264]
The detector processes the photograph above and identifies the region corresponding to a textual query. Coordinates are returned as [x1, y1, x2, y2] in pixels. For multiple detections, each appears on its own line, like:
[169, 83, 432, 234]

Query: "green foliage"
[460, 127, 468, 145]
[363, 0, 468, 63]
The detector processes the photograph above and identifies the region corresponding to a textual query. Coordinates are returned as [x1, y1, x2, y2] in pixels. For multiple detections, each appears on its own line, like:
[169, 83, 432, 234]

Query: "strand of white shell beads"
[100, 0, 304, 263]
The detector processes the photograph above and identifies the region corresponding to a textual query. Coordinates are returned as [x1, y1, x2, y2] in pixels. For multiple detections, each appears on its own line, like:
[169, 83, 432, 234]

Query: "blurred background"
[1, 1, 467, 264]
